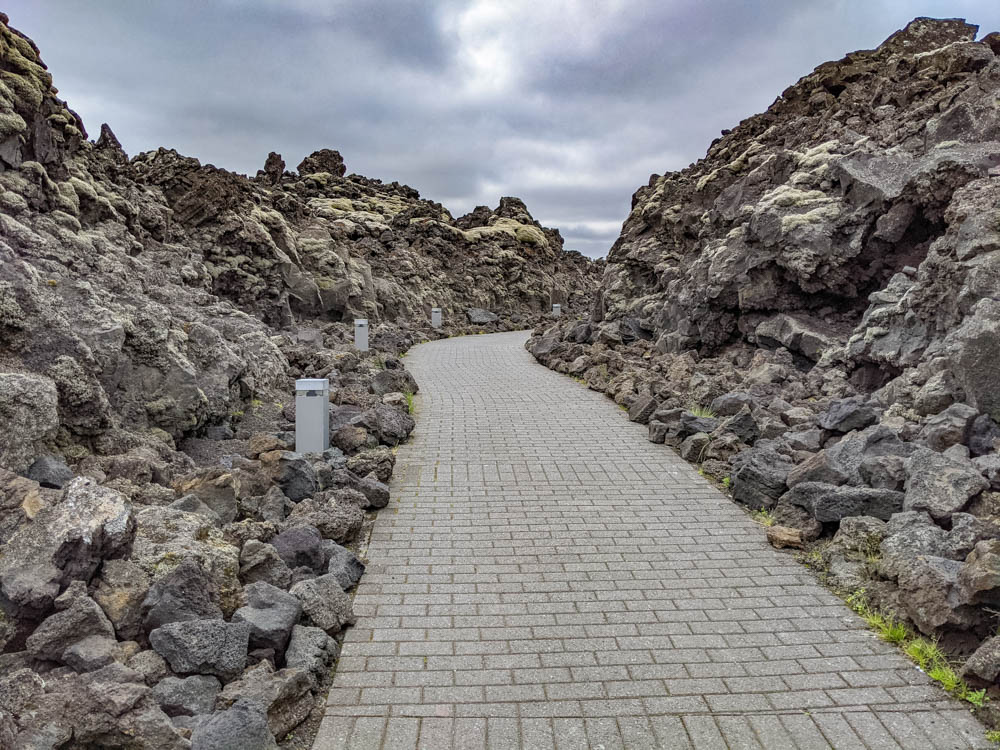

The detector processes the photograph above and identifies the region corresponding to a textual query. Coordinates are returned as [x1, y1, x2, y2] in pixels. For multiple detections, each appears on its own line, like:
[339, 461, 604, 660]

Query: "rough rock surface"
[527, 13, 1000, 692]
[0, 13, 600, 746]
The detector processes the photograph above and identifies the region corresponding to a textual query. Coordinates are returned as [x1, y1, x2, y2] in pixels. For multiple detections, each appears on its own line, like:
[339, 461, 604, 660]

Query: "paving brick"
[309, 332, 990, 749]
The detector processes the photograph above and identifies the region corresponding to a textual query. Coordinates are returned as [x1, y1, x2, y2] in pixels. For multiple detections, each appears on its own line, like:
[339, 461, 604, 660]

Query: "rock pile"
[0, 12, 597, 748]
[530, 17, 1000, 679]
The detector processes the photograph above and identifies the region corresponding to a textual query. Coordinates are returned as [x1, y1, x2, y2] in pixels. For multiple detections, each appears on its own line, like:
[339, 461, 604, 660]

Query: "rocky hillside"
[0, 12, 597, 749]
[531, 16, 1000, 696]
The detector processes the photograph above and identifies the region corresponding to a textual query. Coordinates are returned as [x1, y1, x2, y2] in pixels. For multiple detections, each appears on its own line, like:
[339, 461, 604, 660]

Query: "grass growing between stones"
[686, 403, 717, 418]
[846, 589, 988, 708]
[404, 391, 415, 414]
[749, 508, 775, 527]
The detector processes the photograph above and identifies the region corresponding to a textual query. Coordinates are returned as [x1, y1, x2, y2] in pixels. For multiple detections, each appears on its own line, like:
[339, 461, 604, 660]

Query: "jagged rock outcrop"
[0, 13, 597, 747]
[529, 15, 1000, 675]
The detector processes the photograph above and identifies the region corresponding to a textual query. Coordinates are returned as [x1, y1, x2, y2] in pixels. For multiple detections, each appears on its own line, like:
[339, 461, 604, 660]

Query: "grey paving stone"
[311, 331, 989, 749]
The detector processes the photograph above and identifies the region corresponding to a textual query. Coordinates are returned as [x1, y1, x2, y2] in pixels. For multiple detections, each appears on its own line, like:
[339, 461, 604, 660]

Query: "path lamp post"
[552, 303, 561, 317]
[431, 307, 442, 329]
[295, 378, 329, 453]
[354, 319, 369, 351]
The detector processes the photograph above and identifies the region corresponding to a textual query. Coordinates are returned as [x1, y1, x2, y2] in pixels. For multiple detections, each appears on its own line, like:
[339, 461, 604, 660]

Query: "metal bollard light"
[431, 307, 442, 329]
[354, 318, 369, 351]
[552, 303, 561, 317]
[294, 378, 329, 454]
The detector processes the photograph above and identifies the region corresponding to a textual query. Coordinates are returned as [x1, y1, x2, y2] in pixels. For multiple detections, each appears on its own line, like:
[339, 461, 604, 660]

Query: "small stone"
[766, 526, 804, 549]
[24, 454, 74, 489]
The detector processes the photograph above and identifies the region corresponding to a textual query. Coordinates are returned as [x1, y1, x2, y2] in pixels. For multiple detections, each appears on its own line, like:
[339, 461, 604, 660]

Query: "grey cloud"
[7, 0, 1000, 258]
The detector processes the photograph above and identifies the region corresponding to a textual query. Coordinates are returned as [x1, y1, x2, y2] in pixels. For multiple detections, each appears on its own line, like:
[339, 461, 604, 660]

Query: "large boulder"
[352, 404, 415, 445]
[141, 557, 224, 633]
[284, 624, 338, 685]
[239, 540, 293, 589]
[904, 448, 989, 522]
[289, 574, 356, 634]
[787, 426, 914, 488]
[958, 540, 1000, 607]
[466, 308, 498, 324]
[0, 373, 60, 472]
[0, 477, 134, 619]
[326, 543, 365, 590]
[345, 447, 395, 483]
[151, 675, 221, 717]
[9, 663, 187, 749]
[128, 506, 242, 616]
[950, 299, 1000, 424]
[232, 581, 302, 653]
[283, 494, 365, 543]
[91, 560, 152, 642]
[818, 396, 878, 433]
[897, 555, 978, 635]
[172, 468, 241, 525]
[149, 619, 250, 682]
[189, 698, 277, 750]
[216, 661, 313, 738]
[962, 636, 1000, 684]
[269, 525, 327, 573]
[371, 368, 418, 397]
[730, 443, 793, 510]
[258, 451, 318, 503]
[878, 511, 950, 579]
[25, 589, 116, 663]
[330, 468, 390, 509]
[783, 482, 904, 523]
[919, 403, 979, 452]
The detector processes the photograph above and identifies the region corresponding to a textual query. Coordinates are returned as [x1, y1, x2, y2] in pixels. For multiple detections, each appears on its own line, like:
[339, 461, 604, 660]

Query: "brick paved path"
[313, 331, 987, 749]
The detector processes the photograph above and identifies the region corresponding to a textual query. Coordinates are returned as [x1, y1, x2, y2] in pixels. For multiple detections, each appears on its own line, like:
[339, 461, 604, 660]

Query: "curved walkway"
[313, 331, 987, 750]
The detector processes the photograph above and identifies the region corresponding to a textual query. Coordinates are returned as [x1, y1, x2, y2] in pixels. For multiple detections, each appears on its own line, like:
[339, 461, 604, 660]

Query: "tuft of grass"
[847, 589, 909, 645]
[722, 476, 731, 489]
[964, 687, 988, 708]
[928, 664, 961, 693]
[904, 637, 943, 671]
[986, 729, 1000, 745]
[686, 404, 717, 419]
[750, 508, 775, 527]
[880, 620, 908, 644]
[404, 391, 415, 414]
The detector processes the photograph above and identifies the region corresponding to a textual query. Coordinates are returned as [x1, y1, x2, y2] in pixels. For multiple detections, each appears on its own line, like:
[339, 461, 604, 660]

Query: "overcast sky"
[8, 1, 1000, 257]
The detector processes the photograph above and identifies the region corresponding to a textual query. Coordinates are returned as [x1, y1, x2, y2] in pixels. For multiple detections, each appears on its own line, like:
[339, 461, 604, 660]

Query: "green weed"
[686, 404, 717, 418]
[750, 508, 775, 527]
[404, 391, 415, 414]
